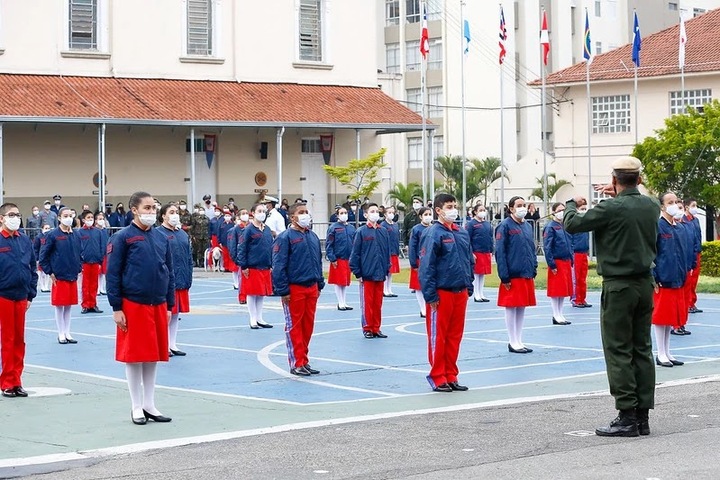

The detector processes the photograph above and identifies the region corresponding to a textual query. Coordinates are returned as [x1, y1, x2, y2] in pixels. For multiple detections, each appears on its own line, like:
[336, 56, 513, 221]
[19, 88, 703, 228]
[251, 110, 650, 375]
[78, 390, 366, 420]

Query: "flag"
[631, 11, 641, 67]
[420, 6, 429, 59]
[463, 19, 471, 55]
[540, 10, 550, 66]
[583, 9, 592, 63]
[499, 6, 507, 65]
[679, 14, 687, 68]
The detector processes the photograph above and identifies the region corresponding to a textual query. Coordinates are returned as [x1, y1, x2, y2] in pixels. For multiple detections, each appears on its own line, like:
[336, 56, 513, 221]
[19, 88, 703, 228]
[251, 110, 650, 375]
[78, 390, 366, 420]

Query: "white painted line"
[462, 356, 605, 374]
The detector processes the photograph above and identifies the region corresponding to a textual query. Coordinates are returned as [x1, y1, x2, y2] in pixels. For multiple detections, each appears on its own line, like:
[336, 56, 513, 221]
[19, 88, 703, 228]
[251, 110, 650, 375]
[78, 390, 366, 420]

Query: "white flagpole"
[634, 65, 638, 144]
[460, 1, 467, 222]
[540, 10, 548, 216]
[499, 4, 506, 218]
[586, 59, 592, 207]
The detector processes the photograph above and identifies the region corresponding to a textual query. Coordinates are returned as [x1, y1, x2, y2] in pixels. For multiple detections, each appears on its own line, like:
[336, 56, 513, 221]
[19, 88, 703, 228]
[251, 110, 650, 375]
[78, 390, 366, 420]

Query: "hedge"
[701, 241, 720, 277]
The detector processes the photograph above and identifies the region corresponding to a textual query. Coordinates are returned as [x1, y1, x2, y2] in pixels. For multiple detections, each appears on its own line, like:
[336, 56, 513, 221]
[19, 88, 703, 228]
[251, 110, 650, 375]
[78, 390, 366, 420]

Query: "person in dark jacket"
[228, 209, 249, 299]
[672, 203, 696, 335]
[94, 211, 110, 296]
[465, 204, 493, 303]
[495, 196, 537, 354]
[218, 209, 235, 273]
[157, 203, 193, 357]
[39, 207, 82, 344]
[402, 196, 423, 247]
[0, 203, 38, 398]
[25, 206, 42, 240]
[570, 205, 592, 309]
[50, 194, 65, 215]
[381, 205, 401, 297]
[272, 203, 325, 376]
[34, 224, 53, 293]
[419, 194, 474, 392]
[78, 210, 105, 314]
[350, 203, 391, 338]
[682, 198, 703, 315]
[326, 206, 356, 311]
[408, 207, 433, 317]
[543, 203, 573, 325]
[108, 203, 129, 229]
[39, 200, 58, 229]
[236, 203, 274, 329]
[107, 191, 175, 425]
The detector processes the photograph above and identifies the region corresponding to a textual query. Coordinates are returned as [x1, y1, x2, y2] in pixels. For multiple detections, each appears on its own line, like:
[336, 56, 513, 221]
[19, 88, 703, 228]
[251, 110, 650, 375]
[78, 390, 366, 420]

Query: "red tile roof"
[0, 75, 425, 130]
[533, 8, 720, 86]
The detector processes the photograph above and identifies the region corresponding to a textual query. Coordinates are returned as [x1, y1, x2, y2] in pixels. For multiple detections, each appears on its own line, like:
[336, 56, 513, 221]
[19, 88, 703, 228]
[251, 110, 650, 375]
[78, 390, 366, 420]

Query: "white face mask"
[385, 212, 395, 222]
[443, 208, 459, 222]
[5, 216, 21, 231]
[297, 213, 312, 228]
[689, 207, 699, 215]
[214, 211, 221, 218]
[139, 214, 156, 227]
[338, 213, 348, 222]
[44, 204, 51, 210]
[666, 204, 680, 218]
[413, 202, 422, 211]
[367, 211, 380, 223]
[514, 207, 528, 219]
[179, 205, 187, 211]
[168, 214, 181, 226]
[239, 213, 249, 223]
[32, 209, 39, 215]
[55, 201, 61, 206]
[478, 211, 487, 220]
[421, 214, 433, 225]
[60, 217, 74, 227]
[673, 211, 685, 221]
[96, 219, 105, 228]
[554, 211, 564, 221]
[254, 212, 267, 222]
[224, 215, 232, 222]
[351, 205, 357, 212]
[84, 219, 94, 227]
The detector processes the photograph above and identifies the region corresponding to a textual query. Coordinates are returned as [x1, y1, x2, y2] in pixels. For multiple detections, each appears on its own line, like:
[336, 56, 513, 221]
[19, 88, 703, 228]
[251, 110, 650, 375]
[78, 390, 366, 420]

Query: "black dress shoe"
[363, 331, 374, 339]
[131, 413, 147, 425]
[58, 338, 69, 344]
[433, 383, 453, 393]
[448, 381, 469, 391]
[13, 386, 28, 397]
[595, 410, 639, 437]
[581, 303, 593, 308]
[91, 306, 104, 313]
[689, 306, 703, 314]
[250, 325, 260, 330]
[670, 328, 685, 336]
[679, 326, 691, 335]
[290, 366, 312, 376]
[670, 359, 684, 366]
[552, 317, 572, 325]
[656, 356, 673, 367]
[65, 337, 78, 344]
[170, 349, 186, 356]
[239, 300, 247, 305]
[374, 331, 388, 338]
[1, 388, 17, 398]
[420, 312, 426, 318]
[143, 410, 172, 422]
[337, 305, 347, 311]
[304, 365, 320, 374]
[81, 308, 90, 314]
[508, 344, 531, 354]
[343, 305, 353, 310]
[383, 293, 398, 298]
[257, 322, 273, 328]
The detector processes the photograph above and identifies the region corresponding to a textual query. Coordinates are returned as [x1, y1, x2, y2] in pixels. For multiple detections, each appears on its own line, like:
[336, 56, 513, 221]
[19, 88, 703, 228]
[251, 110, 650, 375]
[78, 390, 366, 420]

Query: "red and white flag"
[420, 6, 429, 59]
[499, 6, 508, 65]
[540, 10, 550, 66]
[679, 14, 687, 68]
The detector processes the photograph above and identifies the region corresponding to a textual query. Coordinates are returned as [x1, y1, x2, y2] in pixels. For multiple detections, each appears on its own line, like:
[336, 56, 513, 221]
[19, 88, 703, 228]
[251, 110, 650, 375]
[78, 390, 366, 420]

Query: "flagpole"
[499, 4, 506, 218]
[634, 66, 638, 144]
[586, 58, 592, 208]
[460, 1, 467, 223]
[420, 0, 428, 204]
[540, 8, 548, 217]
[632, 10, 640, 145]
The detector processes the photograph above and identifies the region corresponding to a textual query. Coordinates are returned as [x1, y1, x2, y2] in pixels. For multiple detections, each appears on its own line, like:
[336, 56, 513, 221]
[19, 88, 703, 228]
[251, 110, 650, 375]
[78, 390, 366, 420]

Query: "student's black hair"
[417, 207, 431, 217]
[433, 193, 456, 210]
[81, 209, 94, 219]
[366, 202, 379, 210]
[129, 191, 153, 210]
[288, 202, 306, 217]
[250, 203, 264, 214]
[508, 196, 524, 209]
[551, 202, 563, 213]
[159, 202, 177, 218]
[658, 192, 675, 206]
[0, 203, 18, 216]
[472, 203, 485, 215]
[683, 197, 697, 207]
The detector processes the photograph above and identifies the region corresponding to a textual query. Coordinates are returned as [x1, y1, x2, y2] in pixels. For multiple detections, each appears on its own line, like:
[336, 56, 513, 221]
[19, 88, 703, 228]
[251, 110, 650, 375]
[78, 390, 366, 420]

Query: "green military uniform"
[191, 209, 210, 267]
[564, 180, 659, 413]
[179, 202, 193, 233]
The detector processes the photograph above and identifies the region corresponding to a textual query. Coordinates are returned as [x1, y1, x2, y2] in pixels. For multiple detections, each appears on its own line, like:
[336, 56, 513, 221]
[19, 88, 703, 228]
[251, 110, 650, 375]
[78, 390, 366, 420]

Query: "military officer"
[190, 204, 210, 268]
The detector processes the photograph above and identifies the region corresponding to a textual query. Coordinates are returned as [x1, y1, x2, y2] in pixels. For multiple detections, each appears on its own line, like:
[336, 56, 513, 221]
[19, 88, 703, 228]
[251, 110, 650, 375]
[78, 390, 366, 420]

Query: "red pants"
[0, 297, 27, 390]
[360, 280, 384, 333]
[283, 284, 320, 368]
[573, 253, 589, 304]
[426, 289, 467, 388]
[686, 253, 701, 308]
[81, 263, 100, 309]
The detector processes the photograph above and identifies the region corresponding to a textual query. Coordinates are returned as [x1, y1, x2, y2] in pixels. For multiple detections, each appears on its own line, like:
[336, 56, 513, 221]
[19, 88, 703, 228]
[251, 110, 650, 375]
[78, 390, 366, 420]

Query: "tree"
[530, 173, 572, 201]
[433, 154, 481, 207]
[468, 157, 510, 206]
[387, 182, 423, 212]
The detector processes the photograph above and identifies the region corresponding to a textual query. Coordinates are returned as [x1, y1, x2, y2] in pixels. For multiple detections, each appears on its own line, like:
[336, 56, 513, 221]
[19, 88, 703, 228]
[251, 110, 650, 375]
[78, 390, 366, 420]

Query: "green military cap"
[611, 156, 641, 172]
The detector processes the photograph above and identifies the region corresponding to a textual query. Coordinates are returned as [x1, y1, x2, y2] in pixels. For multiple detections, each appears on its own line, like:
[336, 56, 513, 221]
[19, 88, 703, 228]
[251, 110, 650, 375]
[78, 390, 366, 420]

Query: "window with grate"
[428, 39, 442, 70]
[428, 87, 443, 118]
[302, 139, 322, 153]
[670, 89, 712, 115]
[408, 137, 423, 168]
[386, 43, 400, 73]
[595, 41, 602, 55]
[592, 95, 631, 134]
[432, 135, 444, 157]
[594, 0, 601, 17]
[668, 2, 678, 11]
[299, 0, 323, 62]
[406, 88, 422, 114]
[187, 0, 213, 55]
[386, 0, 399, 25]
[406, 0, 421, 23]
[69, 0, 97, 50]
[406, 40, 421, 71]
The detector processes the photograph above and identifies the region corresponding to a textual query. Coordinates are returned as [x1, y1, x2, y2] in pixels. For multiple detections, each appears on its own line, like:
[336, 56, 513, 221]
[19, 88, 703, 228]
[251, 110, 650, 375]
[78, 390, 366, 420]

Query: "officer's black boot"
[595, 409, 639, 437]
[636, 408, 650, 436]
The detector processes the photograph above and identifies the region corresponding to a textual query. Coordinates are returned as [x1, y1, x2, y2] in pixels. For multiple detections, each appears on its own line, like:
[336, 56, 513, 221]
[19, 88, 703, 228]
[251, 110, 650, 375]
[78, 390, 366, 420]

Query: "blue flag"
[632, 12, 641, 67]
[583, 10, 591, 61]
[463, 19, 471, 55]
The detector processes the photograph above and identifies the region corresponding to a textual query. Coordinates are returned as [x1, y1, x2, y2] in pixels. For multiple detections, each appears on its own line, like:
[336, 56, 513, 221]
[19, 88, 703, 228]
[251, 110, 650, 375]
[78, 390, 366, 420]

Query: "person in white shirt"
[263, 196, 286, 237]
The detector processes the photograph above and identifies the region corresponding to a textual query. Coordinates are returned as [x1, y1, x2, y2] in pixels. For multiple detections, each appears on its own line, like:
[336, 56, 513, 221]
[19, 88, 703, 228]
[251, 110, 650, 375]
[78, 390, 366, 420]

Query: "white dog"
[209, 246, 223, 272]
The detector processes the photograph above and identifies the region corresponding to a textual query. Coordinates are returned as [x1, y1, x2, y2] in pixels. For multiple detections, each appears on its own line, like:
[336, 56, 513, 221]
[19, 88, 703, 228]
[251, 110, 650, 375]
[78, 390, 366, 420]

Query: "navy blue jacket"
[325, 221, 356, 262]
[349, 223, 391, 281]
[653, 218, 687, 288]
[272, 227, 325, 296]
[227, 223, 246, 265]
[33, 231, 48, 261]
[380, 220, 401, 256]
[106, 222, 175, 312]
[0, 230, 38, 302]
[39, 227, 82, 281]
[685, 214, 702, 255]
[465, 218, 494, 253]
[236, 222, 273, 270]
[543, 219, 573, 270]
[78, 225, 105, 264]
[419, 222, 474, 303]
[571, 232, 590, 254]
[156, 225, 193, 291]
[218, 220, 234, 247]
[108, 211, 129, 229]
[408, 223, 429, 268]
[495, 217, 537, 284]
[676, 221, 697, 271]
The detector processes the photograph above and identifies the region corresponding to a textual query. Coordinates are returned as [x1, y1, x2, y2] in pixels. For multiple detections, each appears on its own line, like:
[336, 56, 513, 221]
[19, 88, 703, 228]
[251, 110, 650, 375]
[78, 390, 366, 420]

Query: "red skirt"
[473, 252, 492, 275]
[116, 299, 169, 363]
[100, 256, 108, 275]
[498, 278, 537, 307]
[328, 259, 351, 286]
[390, 255, 400, 274]
[51, 280, 78, 306]
[409, 268, 421, 290]
[222, 246, 238, 272]
[547, 259, 573, 297]
[652, 287, 686, 328]
[172, 289, 190, 314]
[241, 268, 273, 296]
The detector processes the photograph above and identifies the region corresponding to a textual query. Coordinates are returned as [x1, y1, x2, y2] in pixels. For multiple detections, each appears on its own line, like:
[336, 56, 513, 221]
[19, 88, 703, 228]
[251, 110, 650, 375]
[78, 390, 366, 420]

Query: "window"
[594, 0, 601, 17]
[571, 6, 576, 35]
[187, 0, 213, 56]
[693, 8, 706, 17]
[299, 0, 323, 62]
[432, 135, 444, 157]
[406, 0, 421, 23]
[386, 0, 399, 25]
[514, 1, 519, 30]
[386, 43, 400, 73]
[406, 40, 421, 71]
[592, 190, 612, 204]
[670, 89, 712, 115]
[592, 95, 631, 134]
[668, 2, 678, 11]
[302, 139, 322, 153]
[427, 0, 442, 21]
[69, 0, 97, 50]
[427, 87, 444, 118]
[595, 41, 602, 55]
[408, 137, 423, 168]
[428, 39, 443, 70]
[406, 88, 422, 114]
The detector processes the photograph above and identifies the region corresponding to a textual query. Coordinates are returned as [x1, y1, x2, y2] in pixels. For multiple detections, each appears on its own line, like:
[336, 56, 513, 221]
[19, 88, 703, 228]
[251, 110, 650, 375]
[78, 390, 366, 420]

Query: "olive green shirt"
[564, 187, 659, 278]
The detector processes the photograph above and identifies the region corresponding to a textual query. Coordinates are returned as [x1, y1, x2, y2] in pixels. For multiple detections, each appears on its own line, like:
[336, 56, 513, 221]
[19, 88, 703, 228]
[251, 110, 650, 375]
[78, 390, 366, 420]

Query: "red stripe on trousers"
[361, 280, 384, 333]
[285, 284, 320, 368]
[573, 253, 588, 304]
[81, 263, 100, 308]
[686, 253, 701, 308]
[425, 289, 467, 387]
[0, 297, 27, 390]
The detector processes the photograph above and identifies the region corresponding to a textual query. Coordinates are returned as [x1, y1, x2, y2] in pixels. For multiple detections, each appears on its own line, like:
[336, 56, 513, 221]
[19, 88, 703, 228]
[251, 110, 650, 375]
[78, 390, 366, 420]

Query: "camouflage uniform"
[191, 210, 210, 267]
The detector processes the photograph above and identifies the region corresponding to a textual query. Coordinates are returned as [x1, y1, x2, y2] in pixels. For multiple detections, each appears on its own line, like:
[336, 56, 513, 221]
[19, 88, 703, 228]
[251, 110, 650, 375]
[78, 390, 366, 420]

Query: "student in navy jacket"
[107, 192, 175, 425]
[570, 205, 591, 308]
[39, 207, 82, 344]
[0, 203, 38, 398]
[227, 209, 249, 295]
[326, 206, 356, 311]
[683, 198, 703, 314]
[34, 224, 53, 293]
[380, 205, 401, 297]
[543, 203, 574, 325]
[94, 211, 110, 296]
[272, 203, 325, 376]
[419, 194, 474, 392]
[495, 196, 538, 354]
[78, 210, 105, 314]
[236, 203, 274, 329]
[218, 210, 235, 273]
[652, 192, 688, 367]
[673, 203, 697, 335]
[465, 204, 493, 303]
[350, 203, 391, 338]
[408, 207, 433, 317]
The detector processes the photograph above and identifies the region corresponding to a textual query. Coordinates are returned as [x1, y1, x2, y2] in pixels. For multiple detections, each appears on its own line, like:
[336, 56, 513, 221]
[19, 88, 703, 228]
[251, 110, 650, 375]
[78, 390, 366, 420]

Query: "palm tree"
[468, 157, 510, 206]
[434, 155, 465, 200]
[387, 182, 423, 212]
[530, 173, 573, 200]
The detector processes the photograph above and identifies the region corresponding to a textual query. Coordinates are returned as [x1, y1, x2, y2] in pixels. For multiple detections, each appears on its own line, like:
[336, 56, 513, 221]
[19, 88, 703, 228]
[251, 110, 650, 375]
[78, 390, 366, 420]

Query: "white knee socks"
[97, 274, 106, 294]
[415, 290, 426, 316]
[232, 271, 239, 289]
[54, 306, 72, 340]
[169, 313, 180, 351]
[473, 274, 486, 300]
[142, 362, 161, 415]
[247, 295, 258, 327]
[63, 306, 72, 339]
[516, 307, 526, 347]
[334, 285, 344, 307]
[505, 307, 520, 349]
[654, 325, 670, 362]
[384, 275, 394, 295]
[255, 296, 267, 325]
[126, 363, 144, 418]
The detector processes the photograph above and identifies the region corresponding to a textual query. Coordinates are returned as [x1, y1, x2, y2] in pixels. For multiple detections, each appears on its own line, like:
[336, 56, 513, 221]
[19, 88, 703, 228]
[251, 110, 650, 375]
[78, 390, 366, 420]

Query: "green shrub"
[701, 241, 720, 277]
